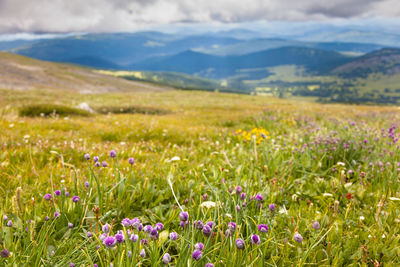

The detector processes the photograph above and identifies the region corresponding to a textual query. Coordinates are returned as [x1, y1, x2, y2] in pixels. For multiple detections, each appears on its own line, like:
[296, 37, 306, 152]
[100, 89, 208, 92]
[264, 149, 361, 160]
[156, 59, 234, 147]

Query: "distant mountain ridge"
[332, 48, 400, 78]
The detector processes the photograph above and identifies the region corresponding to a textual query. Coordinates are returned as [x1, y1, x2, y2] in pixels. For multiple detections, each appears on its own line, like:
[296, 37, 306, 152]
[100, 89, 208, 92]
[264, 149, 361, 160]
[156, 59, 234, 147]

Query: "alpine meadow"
[2, 1, 400, 266]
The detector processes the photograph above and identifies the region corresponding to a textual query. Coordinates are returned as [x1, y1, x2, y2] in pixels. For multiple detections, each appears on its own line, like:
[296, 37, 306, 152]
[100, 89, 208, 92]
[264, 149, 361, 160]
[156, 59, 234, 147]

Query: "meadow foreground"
[1, 89, 400, 266]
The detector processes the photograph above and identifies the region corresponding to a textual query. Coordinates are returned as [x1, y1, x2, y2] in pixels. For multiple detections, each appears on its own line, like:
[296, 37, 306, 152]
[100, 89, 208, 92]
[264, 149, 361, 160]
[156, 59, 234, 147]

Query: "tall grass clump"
[19, 104, 91, 117]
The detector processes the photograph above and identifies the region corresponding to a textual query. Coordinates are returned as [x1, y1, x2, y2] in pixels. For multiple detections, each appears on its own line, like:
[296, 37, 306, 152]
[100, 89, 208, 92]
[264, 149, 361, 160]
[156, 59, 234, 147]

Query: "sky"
[0, 0, 400, 34]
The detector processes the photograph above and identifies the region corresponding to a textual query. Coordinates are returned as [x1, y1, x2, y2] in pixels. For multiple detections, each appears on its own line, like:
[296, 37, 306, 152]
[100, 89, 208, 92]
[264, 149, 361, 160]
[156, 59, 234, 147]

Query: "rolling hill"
[0, 52, 172, 93]
[129, 47, 354, 78]
[332, 48, 400, 78]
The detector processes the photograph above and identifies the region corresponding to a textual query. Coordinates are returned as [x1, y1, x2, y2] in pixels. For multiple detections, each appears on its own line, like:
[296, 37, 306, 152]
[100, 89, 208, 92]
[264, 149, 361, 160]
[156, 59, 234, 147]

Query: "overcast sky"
[0, 0, 399, 33]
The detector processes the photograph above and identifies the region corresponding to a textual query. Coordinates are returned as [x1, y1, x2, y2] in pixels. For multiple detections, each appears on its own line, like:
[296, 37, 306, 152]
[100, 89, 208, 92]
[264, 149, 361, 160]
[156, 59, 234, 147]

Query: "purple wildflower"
[95, 161, 101, 167]
[93, 156, 99, 162]
[102, 223, 111, 234]
[115, 231, 125, 243]
[121, 218, 132, 227]
[179, 211, 189, 221]
[194, 242, 204, 251]
[205, 264, 214, 267]
[144, 225, 153, 234]
[140, 249, 146, 258]
[240, 193, 246, 200]
[85, 181, 90, 188]
[68, 223, 74, 228]
[257, 224, 269, 233]
[141, 239, 149, 246]
[102, 161, 108, 167]
[70, 263, 75, 267]
[6, 220, 12, 227]
[206, 221, 214, 229]
[130, 234, 138, 242]
[128, 157, 135, 165]
[3, 215, 7, 221]
[269, 204, 275, 212]
[103, 236, 117, 248]
[1, 249, 10, 258]
[110, 150, 117, 158]
[202, 225, 212, 236]
[251, 234, 260, 245]
[236, 186, 242, 194]
[54, 212, 60, 218]
[312, 221, 321, 230]
[72, 196, 80, 203]
[87, 231, 92, 238]
[192, 250, 203, 261]
[228, 222, 236, 232]
[235, 238, 245, 249]
[169, 232, 178, 240]
[162, 253, 171, 264]
[294, 233, 303, 243]
[84, 153, 90, 160]
[154, 222, 164, 231]
[195, 220, 204, 230]
[44, 194, 52, 200]
[255, 194, 263, 201]
[45, 216, 49, 221]
[54, 190, 61, 196]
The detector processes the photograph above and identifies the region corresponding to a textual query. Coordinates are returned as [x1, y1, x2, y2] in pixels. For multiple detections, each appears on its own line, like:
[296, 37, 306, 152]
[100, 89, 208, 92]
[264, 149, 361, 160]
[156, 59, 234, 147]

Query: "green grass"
[19, 104, 91, 117]
[1, 88, 400, 266]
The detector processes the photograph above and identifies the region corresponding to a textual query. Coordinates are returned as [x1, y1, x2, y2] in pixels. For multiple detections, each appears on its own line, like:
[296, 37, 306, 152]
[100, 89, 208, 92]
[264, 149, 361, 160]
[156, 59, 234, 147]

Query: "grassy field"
[1, 88, 400, 266]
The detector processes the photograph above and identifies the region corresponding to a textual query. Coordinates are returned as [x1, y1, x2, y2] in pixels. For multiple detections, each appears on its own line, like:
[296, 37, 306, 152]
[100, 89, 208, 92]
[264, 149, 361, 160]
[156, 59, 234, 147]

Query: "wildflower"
[312, 221, 321, 230]
[202, 225, 212, 236]
[179, 220, 188, 229]
[154, 222, 164, 231]
[130, 218, 141, 228]
[54, 212, 60, 218]
[235, 238, 245, 249]
[202, 193, 208, 201]
[141, 239, 149, 246]
[251, 234, 260, 245]
[144, 225, 153, 233]
[195, 220, 204, 230]
[169, 232, 178, 240]
[54, 190, 61, 196]
[206, 221, 214, 229]
[45, 216, 50, 221]
[65, 191, 70, 197]
[150, 228, 159, 240]
[72, 196, 80, 203]
[44, 194, 52, 200]
[93, 156, 99, 162]
[115, 231, 125, 243]
[179, 211, 189, 221]
[236, 205, 241, 211]
[87, 231, 92, 238]
[3, 215, 7, 221]
[100, 233, 107, 241]
[240, 193, 246, 200]
[140, 249, 146, 258]
[7, 220, 12, 227]
[85, 181, 90, 188]
[194, 242, 204, 251]
[121, 218, 132, 227]
[227, 222, 236, 232]
[192, 250, 203, 261]
[102, 223, 111, 233]
[130, 234, 138, 242]
[205, 264, 214, 267]
[225, 229, 232, 237]
[110, 150, 117, 158]
[84, 153, 90, 160]
[68, 223, 74, 228]
[1, 249, 10, 258]
[102, 161, 108, 167]
[294, 233, 303, 243]
[236, 186, 242, 194]
[257, 224, 269, 233]
[269, 204, 275, 212]
[70, 263, 75, 267]
[162, 253, 171, 264]
[255, 194, 263, 201]
[128, 157, 135, 165]
[103, 236, 117, 248]
[95, 162, 101, 167]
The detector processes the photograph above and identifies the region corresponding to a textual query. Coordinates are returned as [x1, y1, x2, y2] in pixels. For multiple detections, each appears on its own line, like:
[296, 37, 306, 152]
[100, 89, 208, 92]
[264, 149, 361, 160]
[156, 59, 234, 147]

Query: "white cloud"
[0, 0, 398, 33]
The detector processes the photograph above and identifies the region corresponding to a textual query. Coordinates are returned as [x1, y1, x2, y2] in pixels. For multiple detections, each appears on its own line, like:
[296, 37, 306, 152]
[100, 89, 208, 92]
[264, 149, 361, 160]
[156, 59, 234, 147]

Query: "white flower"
[200, 201, 216, 209]
[360, 216, 365, 221]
